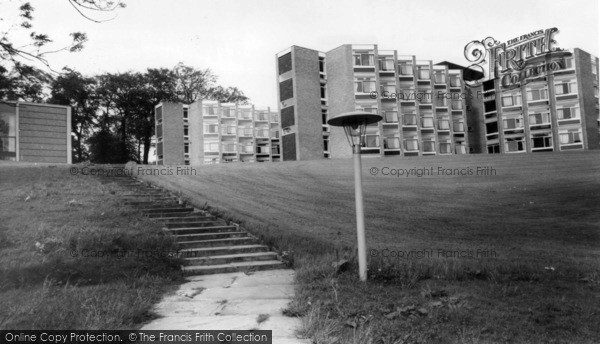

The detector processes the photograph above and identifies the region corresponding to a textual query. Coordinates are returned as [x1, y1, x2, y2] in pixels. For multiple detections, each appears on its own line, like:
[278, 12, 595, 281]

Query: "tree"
[0, 1, 125, 72]
[206, 85, 249, 104]
[173, 62, 216, 104]
[49, 68, 99, 162]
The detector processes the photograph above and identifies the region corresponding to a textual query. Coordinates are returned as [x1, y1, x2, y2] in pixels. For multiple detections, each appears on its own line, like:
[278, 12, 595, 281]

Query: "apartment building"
[470, 48, 600, 154]
[276, 44, 470, 160]
[0, 101, 72, 163]
[276, 44, 599, 160]
[155, 100, 281, 165]
[276, 46, 330, 161]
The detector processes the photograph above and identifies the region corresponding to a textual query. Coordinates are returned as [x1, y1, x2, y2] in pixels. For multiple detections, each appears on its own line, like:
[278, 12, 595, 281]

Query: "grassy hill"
[137, 150, 600, 343]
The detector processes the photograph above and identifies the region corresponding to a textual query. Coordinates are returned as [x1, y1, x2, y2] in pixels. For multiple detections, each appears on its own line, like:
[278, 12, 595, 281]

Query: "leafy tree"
[48, 68, 99, 162]
[206, 85, 249, 104]
[0, 0, 125, 72]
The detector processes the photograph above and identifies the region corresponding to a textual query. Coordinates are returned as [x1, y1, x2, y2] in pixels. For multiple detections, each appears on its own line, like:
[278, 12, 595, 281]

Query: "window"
[439, 141, 451, 154]
[384, 111, 398, 123]
[355, 79, 376, 93]
[422, 138, 436, 152]
[184, 127, 189, 136]
[380, 83, 396, 94]
[529, 111, 551, 125]
[403, 114, 417, 125]
[486, 122, 498, 134]
[418, 90, 432, 104]
[404, 138, 419, 151]
[183, 108, 189, 119]
[501, 93, 522, 107]
[417, 67, 430, 80]
[435, 97, 447, 107]
[563, 57, 575, 69]
[384, 137, 400, 149]
[204, 142, 219, 152]
[531, 132, 553, 149]
[319, 57, 325, 74]
[379, 57, 394, 71]
[559, 129, 582, 144]
[502, 113, 524, 130]
[184, 143, 189, 154]
[438, 118, 450, 130]
[222, 107, 234, 117]
[487, 143, 500, 154]
[526, 87, 548, 101]
[451, 100, 463, 110]
[453, 121, 465, 132]
[433, 72, 446, 84]
[321, 84, 326, 99]
[399, 63, 413, 75]
[557, 105, 580, 120]
[204, 124, 218, 134]
[204, 106, 218, 115]
[505, 137, 525, 152]
[449, 76, 461, 87]
[421, 116, 434, 128]
[354, 53, 374, 66]
[363, 134, 380, 148]
[554, 79, 577, 95]
[455, 143, 467, 154]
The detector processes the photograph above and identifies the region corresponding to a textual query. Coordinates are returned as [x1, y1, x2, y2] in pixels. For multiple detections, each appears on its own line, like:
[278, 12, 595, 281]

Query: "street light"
[327, 111, 383, 281]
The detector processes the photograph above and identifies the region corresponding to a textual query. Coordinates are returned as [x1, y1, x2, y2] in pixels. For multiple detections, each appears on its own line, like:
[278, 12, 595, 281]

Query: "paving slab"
[141, 269, 309, 343]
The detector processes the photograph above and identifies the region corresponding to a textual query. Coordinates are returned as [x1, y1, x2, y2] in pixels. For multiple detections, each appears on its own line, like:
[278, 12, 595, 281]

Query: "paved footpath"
[141, 269, 309, 344]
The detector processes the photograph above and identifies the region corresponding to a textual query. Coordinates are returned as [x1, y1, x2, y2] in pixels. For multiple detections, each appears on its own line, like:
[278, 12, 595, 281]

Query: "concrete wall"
[188, 101, 204, 165]
[575, 48, 600, 150]
[326, 45, 356, 159]
[0, 102, 71, 163]
[160, 102, 184, 165]
[292, 46, 326, 161]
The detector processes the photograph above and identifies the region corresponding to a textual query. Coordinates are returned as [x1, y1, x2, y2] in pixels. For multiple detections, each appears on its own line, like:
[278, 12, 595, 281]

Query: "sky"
[3, 0, 599, 108]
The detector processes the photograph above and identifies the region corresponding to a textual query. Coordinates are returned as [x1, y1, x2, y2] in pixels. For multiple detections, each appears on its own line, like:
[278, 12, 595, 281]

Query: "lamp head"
[327, 111, 383, 148]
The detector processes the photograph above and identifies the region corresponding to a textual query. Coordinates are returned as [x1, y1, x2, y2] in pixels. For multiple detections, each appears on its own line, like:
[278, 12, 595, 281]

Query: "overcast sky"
[4, 0, 599, 108]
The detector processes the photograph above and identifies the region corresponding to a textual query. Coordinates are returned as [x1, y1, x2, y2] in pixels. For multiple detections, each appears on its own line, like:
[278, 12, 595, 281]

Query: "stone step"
[184, 251, 279, 266]
[122, 196, 175, 202]
[155, 216, 219, 223]
[146, 211, 198, 218]
[140, 206, 195, 212]
[179, 244, 269, 258]
[181, 260, 285, 275]
[176, 237, 258, 248]
[124, 200, 180, 206]
[165, 221, 227, 229]
[174, 231, 248, 242]
[165, 225, 239, 235]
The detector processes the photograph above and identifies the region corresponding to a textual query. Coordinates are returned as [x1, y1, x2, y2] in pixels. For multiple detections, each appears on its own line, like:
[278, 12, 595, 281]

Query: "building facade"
[470, 48, 599, 154]
[276, 45, 599, 160]
[155, 100, 281, 165]
[0, 101, 72, 164]
[277, 44, 471, 160]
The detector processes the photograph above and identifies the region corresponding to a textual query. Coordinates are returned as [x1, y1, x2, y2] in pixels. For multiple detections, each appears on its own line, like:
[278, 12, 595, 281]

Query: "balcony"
[404, 139, 419, 151]
[270, 114, 279, 123]
[255, 128, 270, 138]
[255, 113, 269, 122]
[204, 142, 220, 153]
[238, 128, 254, 137]
[221, 126, 237, 136]
[238, 111, 253, 120]
[453, 122, 465, 132]
[203, 107, 218, 117]
[239, 144, 254, 154]
[438, 120, 450, 131]
[221, 143, 237, 153]
[221, 108, 236, 118]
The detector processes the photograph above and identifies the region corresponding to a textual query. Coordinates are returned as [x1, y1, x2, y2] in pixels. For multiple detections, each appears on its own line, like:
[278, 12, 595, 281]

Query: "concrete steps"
[112, 175, 284, 276]
[181, 260, 285, 275]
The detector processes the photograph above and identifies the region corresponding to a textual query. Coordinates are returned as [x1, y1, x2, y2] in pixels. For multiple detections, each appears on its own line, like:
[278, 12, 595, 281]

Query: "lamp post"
[327, 111, 383, 281]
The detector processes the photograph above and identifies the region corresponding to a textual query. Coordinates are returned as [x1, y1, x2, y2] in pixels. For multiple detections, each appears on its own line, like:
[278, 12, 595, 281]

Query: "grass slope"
[137, 151, 600, 343]
[0, 164, 183, 329]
